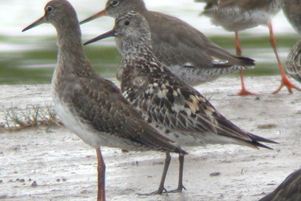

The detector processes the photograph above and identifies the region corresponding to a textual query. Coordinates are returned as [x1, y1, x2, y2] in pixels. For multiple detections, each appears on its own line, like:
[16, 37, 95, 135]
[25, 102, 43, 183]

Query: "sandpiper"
[80, 0, 255, 88]
[282, 0, 301, 83]
[259, 168, 301, 201]
[285, 41, 301, 83]
[199, 0, 301, 94]
[22, 1, 187, 200]
[85, 11, 277, 194]
[282, 0, 301, 35]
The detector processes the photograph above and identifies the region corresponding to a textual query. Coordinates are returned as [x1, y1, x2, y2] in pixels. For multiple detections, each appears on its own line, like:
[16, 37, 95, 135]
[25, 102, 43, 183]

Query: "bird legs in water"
[267, 22, 301, 94]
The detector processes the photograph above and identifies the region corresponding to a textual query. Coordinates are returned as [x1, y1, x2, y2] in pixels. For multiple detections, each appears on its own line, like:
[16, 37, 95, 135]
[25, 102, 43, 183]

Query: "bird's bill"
[80, 9, 107, 25]
[84, 29, 115, 45]
[22, 16, 46, 32]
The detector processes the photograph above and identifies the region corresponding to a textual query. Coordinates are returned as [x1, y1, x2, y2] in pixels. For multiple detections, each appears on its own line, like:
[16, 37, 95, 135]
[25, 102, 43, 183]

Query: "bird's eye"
[112, 0, 119, 6]
[46, 6, 53, 13]
[124, 21, 130, 26]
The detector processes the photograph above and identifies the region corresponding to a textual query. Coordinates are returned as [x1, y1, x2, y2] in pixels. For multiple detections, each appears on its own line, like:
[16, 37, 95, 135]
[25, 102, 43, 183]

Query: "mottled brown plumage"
[85, 11, 277, 194]
[286, 41, 301, 83]
[260, 168, 301, 201]
[22, 1, 186, 200]
[80, 0, 255, 86]
[282, 0, 301, 83]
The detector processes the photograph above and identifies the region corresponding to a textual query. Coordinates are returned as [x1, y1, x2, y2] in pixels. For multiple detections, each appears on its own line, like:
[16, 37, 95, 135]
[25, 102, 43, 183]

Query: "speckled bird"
[198, 0, 301, 94]
[84, 11, 277, 194]
[260, 168, 301, 201]
[80, 0, 255, 88]
[282, 0, 301, 83]
[22, 1, 186, 200]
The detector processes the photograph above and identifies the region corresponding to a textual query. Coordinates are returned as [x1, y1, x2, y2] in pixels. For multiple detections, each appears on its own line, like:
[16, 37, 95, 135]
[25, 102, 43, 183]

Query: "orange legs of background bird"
[268, 22, 301, 94]
[235, 31, 256, 96]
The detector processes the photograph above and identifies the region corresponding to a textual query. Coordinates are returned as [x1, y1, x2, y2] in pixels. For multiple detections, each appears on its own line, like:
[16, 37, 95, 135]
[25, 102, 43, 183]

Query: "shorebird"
[282, 0, 301, 83]
[22, 1, 187, 200]
[282, 0, 301, 35]
[84, 11, 277, 194]
[285, 41, 301, 83]
[80, 0, 256, 89]
[199, 0, 301, 94]
[260, 168, 301, 201]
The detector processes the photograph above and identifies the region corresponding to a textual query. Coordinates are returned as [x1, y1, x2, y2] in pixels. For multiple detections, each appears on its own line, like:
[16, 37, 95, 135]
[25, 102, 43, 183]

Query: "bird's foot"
[237, 88, 256, 96]
[163, 185, 186, 193]
[272, 76, 301, 94]
[138, 187, 167, 196]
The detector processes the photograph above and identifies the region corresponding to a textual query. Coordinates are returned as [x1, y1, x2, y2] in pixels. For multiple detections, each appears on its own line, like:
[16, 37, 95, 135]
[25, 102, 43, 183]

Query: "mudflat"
[1, 76, 300, 201]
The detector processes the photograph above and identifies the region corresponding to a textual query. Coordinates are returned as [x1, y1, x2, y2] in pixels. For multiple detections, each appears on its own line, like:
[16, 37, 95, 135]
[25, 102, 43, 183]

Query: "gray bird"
[22, 1, 186, 200]
[198, 0, 301, 94]
[85, 11, 277, 194]
[80, 0, 255, 89]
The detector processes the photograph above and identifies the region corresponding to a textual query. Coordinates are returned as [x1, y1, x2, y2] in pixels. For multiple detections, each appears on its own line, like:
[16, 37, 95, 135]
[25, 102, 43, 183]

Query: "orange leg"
[96, 148, 106, 201]
[235, 31, 255, 96]
[268, 22, 301, 94]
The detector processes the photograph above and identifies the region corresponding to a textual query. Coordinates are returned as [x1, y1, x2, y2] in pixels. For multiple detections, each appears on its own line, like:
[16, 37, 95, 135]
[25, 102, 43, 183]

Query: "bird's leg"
[138, 152, 171, 195]
[96, 148, 106, 201]
[235, 31, 255, 96]
[165, 153, 186, 193]
[268, 22, 301, 94]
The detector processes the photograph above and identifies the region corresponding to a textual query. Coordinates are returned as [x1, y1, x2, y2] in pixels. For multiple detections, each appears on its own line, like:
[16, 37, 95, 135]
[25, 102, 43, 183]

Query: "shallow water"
[0, 0, 300, 84]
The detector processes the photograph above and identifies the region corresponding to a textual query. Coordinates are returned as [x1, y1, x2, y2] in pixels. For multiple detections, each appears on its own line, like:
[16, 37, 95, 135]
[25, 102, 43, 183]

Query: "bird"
[198, 0, 301, 94]
[282, 0, 301, 35]
[22, 1, 187, 200]
[282, 0, 301, 83]
[84, 11, 277, 194]
[80, 0, 256, 91]
[285, 41, 301, 83]
[259, 168, 301, 201]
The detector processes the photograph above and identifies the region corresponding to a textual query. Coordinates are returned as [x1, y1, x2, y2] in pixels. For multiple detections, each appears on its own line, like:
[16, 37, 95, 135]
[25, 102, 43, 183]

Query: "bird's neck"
[120, 37, 166, 87]
[121, 37, 157, 66]
[52, 23, 94, 88]
[55, 23, 90, 73]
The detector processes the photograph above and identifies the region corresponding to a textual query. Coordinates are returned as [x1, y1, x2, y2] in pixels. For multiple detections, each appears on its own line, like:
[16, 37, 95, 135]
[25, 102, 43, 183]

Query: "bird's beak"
[22, 16, 46, 32]
[84, 29, 116, 45]
[80, 9, 107, 25]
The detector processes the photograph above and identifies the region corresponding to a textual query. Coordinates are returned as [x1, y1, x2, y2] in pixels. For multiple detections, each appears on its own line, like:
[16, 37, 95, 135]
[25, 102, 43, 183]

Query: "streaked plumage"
[85, 11, 277, 194]
[80, 0, 255, 87]
[260, 169, 301, 201]
[22, 1, 186, 200]
[199, 0, 301, 94]
[282, 0, 301, 83]
[286, 41, 301, 83]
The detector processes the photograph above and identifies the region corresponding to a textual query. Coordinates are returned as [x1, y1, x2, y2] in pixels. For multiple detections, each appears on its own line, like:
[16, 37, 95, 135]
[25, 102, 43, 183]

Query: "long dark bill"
[22, 16, 46, 32]
[84, 29, 116, 46]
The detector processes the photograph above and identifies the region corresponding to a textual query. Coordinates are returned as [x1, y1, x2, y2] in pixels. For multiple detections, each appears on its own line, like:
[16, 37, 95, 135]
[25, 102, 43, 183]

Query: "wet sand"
[1, 76, 301, 201]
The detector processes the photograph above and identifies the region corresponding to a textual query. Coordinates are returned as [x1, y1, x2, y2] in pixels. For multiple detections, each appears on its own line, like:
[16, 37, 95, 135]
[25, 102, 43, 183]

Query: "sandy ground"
[1, 76, 301, 201]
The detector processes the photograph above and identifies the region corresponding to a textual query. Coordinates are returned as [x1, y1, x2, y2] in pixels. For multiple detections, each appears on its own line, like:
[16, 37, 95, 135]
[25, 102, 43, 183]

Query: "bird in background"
[198, 0, 301, 94]
[282, 0, 301, 83]
[80, 0, 256, 91]
[84, 11, 277, 194]
[259, 168, 301, 201]
[22, 0, 187, 200]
